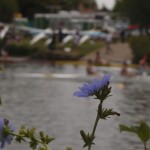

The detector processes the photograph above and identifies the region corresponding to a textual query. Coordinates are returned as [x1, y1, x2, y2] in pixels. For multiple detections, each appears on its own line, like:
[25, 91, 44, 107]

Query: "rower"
[120, 61, 136, 77]
[86, 59, 96, 75]
[120, 62, 128, 76]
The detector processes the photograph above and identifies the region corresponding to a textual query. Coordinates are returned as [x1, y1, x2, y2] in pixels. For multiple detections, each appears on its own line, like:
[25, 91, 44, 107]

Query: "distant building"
[34, 10, 114, 30]
[14, 18, 28, 26]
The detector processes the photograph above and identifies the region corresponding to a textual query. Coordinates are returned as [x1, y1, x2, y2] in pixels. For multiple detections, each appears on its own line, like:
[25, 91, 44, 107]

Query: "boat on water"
[14, 72, 150, 84]
[1, 64, 149, 84]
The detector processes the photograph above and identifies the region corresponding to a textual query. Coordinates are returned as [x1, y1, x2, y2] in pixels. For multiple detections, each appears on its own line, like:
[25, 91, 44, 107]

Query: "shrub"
[4, 38, 103, 60]
[6, 39, 46, 57]
[128, 36, 150, 63]
[32, 50, 81, 60]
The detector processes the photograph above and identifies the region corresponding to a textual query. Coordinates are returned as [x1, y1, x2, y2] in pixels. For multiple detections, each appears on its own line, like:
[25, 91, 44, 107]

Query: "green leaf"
[29, 127, 36, 137]
[137, 121, 150, 143]
[45, 137, 55, 144]
[0, 97, 2, 105]
[66, 147, 72, 150]
[80, 130, 88, 144]
[119, 124, 138, 133]
[0, 66, 3, 71]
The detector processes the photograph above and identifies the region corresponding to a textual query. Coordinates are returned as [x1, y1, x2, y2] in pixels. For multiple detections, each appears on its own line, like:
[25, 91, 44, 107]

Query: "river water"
[0, 63, 150, 150]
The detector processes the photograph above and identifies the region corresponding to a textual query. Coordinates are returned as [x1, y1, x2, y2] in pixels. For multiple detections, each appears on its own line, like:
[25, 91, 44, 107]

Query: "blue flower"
[0, 118, 15, 148]
[74, 74, 111, 97]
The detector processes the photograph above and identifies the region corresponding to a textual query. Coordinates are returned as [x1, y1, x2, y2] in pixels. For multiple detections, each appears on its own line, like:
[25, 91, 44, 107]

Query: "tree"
[113, 0, 150, 35]
[17, 0, 49, 20]
[0, 0, 18, 23]
[17, 0, 78, 18]
[17, 0, 96, 20]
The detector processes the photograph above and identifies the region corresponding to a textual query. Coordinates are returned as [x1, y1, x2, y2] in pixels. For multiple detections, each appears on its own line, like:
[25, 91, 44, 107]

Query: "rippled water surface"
[0, 63, 150, 150]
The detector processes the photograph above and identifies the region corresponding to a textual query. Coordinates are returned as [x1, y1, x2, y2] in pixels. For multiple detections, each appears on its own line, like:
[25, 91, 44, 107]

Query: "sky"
[95, 0, 116, 10]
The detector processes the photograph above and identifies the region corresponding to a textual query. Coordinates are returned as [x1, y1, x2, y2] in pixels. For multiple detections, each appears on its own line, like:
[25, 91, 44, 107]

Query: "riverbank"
[0, 42, 133, 67]
[81, 42, 133, 64]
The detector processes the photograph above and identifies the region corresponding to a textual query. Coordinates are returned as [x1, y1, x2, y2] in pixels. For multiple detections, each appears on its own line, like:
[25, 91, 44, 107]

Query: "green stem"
[88, 102, 102, 150]
[11, 132, 28, 143]
[144, 142, 147, 150]
[10, 132, 50, 150]
[36, 139, 50, 150]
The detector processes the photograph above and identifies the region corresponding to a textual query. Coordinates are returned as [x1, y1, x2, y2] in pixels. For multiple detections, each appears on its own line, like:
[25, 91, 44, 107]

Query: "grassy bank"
[2, 38, 103, 61]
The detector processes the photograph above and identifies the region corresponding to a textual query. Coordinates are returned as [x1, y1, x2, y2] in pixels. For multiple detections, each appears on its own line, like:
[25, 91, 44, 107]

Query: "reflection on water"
[0, 63, 150, 150]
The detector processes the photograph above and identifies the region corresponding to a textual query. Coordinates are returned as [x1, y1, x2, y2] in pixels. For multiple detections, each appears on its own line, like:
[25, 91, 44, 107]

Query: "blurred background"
[0, 0, 150, 150]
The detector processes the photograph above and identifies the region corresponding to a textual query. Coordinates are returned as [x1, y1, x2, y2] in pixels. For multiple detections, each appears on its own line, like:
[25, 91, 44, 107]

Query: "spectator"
[94, 51, 110, 66]
[139, 54, 149, 73]
[72, 30, 80, 48]
[1, 36, 9, 62]
[58, 27, 64, 44]
[48, 31, 57, 51]
[104, 31, 113, 54]
[120, 29, 126, 43]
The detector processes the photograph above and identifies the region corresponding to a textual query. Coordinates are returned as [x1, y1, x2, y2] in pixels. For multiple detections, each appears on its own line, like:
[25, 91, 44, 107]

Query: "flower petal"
[73, 91, 89, 97]
[0, 140, 5, 148]
[73, 74, 111, 98]
[0, 119, 4, 133]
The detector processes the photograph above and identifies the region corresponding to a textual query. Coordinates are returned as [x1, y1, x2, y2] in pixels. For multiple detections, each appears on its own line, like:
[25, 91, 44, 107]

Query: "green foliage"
[0, 97, 2, 105]
[78, 82, 120, 150]
[80, 130, 95, 148]
[14, 126, 54, 150]
[138, 122, 150, 143]
[33, 39, 103, 60]
[64, 40, 103, 56]
[99, 108, 120, 119]
[0, 0, 18, 23]
[119, 121, 150, 143]
[113, 0, 126, 14]
[0, 65, 3, 71]
[5, 38, 102, 60]
[16, 0, 85, 18]
[66, 147, 72, 150]
[7, 40, 46, 57]
[32, 50, 80, 61]
[113, 0, 150, 28]
[16, 0, 48, 19]
[128, 36, 150, 63]
[78, 40, 103, 56]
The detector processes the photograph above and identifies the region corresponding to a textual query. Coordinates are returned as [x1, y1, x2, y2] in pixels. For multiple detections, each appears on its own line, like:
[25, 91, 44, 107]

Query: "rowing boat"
[14, 72, 150, 84]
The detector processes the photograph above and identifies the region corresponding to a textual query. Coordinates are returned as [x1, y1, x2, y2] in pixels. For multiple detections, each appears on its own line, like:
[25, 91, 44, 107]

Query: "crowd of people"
[0, 25, 149, 77]
[85, 51, 111, 75]
[85, 51, 150, 77]
[120, 54, 150, 77]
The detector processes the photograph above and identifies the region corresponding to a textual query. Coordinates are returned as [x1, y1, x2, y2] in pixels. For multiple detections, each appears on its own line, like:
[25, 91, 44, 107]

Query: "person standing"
[139, 54, 149, 73]
[1, 36, 9, 62]
[48, 29, 57, 52]
[94, 51, 110, 66]
[105, 31, 112, 54]
[120, 29, 126, 43]
[58, 27, 64, 44]
[72, 30, 80, 49]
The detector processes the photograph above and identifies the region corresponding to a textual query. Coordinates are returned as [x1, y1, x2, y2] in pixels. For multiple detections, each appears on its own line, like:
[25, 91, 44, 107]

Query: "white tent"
[0, 26, 9, 39]
[45, 39, 52, 46]
[62, 35, 73, 44]
[30, 33, 46, 45]
[30, 28, 52, 45]
[79, 35, 90, 45]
